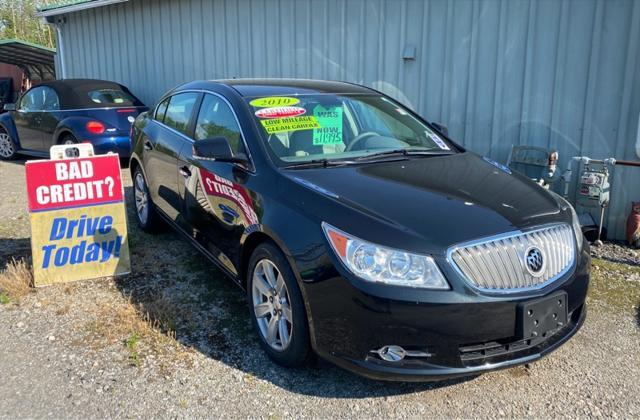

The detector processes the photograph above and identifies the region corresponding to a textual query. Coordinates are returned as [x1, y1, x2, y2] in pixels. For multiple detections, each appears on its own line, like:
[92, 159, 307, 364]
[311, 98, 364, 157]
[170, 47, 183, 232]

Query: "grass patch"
[79, 293, 193, 369]
[0, 258, 33, 303]
[0, 293, 10, 305]
[589, 258, 640, 310]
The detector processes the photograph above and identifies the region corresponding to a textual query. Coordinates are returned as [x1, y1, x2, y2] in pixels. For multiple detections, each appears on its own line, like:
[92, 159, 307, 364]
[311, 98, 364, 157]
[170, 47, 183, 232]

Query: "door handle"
[179, 166, 192, 178]
[143, 140, 153, 151]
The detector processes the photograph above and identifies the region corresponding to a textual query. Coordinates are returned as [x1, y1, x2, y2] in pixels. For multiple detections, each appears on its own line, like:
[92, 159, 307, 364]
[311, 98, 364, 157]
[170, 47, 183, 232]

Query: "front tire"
[247, 243, 312, 367]
[0, 128, 17, 160]
[133, 166, 162, 232]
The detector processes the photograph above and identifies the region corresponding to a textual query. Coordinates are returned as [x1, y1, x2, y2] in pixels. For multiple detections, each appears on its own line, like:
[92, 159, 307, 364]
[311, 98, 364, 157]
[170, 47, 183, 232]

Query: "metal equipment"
[507, 146, 559, 189]
[562, 157, 640, 246]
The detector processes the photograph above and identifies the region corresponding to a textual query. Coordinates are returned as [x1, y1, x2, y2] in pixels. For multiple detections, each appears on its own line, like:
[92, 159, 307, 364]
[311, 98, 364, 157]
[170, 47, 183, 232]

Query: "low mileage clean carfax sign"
[25, 152, 130, 286]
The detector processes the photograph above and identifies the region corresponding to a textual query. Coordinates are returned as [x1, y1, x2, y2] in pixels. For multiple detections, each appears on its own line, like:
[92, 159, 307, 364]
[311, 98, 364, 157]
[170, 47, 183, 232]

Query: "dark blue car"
[0, 79, 147, 160]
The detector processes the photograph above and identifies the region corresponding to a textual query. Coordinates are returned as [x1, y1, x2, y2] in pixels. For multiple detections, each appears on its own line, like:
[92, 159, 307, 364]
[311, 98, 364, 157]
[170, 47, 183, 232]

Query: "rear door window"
[163, 92, 199, 136]
[194, 94, 245, 155]
[41, 87, 60, 111]
[155, 98, 170, 122]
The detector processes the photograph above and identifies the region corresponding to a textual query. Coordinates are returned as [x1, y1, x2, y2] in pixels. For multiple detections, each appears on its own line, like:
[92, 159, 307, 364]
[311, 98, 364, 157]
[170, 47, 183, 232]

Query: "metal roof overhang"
[0, 39, 56, 81]
[36, 0, 129, 17]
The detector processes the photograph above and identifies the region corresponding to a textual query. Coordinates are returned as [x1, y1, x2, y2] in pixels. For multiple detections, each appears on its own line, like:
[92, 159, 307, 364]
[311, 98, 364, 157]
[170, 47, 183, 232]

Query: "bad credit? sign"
[25, 154, 130, 286]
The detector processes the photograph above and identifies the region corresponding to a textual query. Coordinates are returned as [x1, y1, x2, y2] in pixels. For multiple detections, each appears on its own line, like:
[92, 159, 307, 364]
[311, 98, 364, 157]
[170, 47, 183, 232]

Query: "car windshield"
[245, 94, 455, 165]
[87, 88, 137, 106]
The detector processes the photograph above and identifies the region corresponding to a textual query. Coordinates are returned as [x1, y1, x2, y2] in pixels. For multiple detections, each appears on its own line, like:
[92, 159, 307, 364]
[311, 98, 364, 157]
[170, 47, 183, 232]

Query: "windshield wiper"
[354, 148, 451, 162]
[284, 159, 358, 169]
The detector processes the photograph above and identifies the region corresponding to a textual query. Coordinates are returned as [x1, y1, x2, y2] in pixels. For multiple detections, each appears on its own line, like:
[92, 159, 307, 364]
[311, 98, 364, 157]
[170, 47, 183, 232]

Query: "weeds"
[125, 332, 141, 367]
[0, 258, 33, 303]
[79, 292, 191, 369]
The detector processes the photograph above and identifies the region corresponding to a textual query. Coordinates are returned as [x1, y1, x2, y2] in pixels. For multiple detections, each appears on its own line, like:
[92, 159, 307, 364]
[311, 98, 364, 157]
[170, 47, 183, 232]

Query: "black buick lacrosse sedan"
[129, 79, 589, 381]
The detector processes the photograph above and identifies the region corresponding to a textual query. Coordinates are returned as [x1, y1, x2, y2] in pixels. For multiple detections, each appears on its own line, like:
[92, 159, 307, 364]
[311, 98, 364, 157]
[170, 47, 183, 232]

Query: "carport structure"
[0, 39, 56, 82]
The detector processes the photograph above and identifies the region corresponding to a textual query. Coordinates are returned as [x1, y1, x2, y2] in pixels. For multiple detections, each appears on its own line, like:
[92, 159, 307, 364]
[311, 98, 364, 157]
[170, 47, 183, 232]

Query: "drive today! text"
[40, 215, 124, 268]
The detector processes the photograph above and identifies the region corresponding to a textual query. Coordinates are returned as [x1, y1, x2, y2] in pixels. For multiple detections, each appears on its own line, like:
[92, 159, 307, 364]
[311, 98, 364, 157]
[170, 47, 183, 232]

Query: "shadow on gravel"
[636, 306, 640, 329]
[0, 237, 31, 265]
[112, 186, 476, 397]
[590, 241, 640, 267]
[3, 157, 28, 167]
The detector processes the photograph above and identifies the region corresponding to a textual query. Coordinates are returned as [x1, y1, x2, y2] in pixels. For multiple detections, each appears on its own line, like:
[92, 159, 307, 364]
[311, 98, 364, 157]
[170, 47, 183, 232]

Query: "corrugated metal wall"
[56, 0, 640, 240]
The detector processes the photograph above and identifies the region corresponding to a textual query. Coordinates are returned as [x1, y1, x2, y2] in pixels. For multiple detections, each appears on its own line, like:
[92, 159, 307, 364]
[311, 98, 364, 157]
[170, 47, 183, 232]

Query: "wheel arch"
[240, 231, 279, 289]
[240, 228, 319, 352]
[129, 155, 141, 179]
[54, 128, 75, 144]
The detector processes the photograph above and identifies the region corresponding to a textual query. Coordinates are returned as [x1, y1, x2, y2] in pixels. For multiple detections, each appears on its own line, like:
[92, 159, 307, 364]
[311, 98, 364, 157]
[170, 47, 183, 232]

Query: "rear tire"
[133, 166, 162, 233]
[0, 128, 17, 160]
[60, 133, 78, 145]
[247, 242, 312, 368]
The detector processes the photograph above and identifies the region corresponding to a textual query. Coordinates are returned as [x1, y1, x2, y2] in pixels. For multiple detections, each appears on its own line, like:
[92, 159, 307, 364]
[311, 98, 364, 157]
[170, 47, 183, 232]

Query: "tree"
[0, 0, 56, 49]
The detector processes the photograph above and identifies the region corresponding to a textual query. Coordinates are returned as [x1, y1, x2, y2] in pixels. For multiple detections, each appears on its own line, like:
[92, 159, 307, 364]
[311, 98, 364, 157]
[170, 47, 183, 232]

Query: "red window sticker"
[255, 106, 306, 119]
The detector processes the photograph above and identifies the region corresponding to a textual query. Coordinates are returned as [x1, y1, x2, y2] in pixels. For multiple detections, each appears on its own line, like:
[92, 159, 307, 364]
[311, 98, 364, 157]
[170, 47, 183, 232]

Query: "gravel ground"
[0, 158, 639, 418]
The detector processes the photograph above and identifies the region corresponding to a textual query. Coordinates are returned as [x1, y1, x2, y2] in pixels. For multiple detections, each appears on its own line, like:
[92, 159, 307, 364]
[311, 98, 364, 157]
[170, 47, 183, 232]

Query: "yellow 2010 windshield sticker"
[250, 96, 300, 107]
[260, 116, 320, 134]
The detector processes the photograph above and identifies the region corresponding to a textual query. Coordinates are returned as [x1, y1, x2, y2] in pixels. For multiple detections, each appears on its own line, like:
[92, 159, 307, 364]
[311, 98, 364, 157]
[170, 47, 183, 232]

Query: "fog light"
[370, 345, 433, 362]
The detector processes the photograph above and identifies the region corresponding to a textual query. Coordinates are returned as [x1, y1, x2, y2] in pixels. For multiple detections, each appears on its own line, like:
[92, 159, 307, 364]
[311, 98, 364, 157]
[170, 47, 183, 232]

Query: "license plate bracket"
[518, 292, 568, 339]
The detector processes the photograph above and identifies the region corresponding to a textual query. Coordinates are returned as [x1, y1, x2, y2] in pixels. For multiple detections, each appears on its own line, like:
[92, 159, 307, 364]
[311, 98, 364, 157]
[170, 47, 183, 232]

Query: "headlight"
[322, 222, 449, 289]
[550, 192, 584, 250]
[568, 201, 585, 250]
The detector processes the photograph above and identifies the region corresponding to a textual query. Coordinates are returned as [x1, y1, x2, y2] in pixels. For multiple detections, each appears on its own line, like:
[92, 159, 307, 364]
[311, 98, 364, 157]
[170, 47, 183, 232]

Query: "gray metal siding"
[56, 0, 640, 239]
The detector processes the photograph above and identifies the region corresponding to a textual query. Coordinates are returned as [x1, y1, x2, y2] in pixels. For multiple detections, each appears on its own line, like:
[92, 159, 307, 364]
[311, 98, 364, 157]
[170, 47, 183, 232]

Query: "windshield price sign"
[25, 153, 130, 286]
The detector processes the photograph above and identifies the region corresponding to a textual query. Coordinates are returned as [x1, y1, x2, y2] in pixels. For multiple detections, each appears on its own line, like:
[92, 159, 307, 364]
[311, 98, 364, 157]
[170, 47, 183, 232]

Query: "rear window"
[88, 89, 137, 106]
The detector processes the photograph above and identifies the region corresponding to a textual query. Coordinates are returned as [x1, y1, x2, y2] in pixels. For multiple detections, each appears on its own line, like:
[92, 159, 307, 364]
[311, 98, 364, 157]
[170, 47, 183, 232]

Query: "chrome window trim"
[151, 88, 255, 172]
[14, 106, 146, 113]
[446, 223, 576, 294]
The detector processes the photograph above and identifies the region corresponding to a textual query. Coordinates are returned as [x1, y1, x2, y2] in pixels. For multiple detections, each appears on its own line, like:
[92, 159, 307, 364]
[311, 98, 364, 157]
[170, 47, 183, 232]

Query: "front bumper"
[304, 246, 590, 382]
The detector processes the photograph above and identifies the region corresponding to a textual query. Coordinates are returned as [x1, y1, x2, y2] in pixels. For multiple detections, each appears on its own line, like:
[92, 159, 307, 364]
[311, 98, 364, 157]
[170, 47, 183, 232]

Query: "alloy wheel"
[252, 259, 293, 351]
[0, 132, 14, 158]
[134, 172, 149, 224]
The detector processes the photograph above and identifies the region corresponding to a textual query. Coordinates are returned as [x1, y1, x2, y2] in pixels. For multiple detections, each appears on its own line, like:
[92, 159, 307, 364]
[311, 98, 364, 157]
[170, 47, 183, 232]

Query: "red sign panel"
[25, 155, 124, 212]
[199, 168, 258, 226]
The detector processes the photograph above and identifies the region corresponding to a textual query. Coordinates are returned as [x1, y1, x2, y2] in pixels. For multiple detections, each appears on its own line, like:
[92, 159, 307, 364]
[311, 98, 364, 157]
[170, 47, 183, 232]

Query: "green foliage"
[0, 292, 10, 304]
[0, 0, 56, 48]
[125, 332, 141, 367]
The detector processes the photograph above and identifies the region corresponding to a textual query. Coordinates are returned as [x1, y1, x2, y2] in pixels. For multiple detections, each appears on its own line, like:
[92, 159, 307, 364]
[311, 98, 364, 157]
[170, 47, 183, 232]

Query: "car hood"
[282, 152, 566, 252]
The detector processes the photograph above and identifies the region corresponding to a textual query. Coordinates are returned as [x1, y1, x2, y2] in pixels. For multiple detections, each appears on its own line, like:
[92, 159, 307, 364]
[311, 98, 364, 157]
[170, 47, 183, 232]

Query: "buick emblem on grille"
[524, 247, 545, 277]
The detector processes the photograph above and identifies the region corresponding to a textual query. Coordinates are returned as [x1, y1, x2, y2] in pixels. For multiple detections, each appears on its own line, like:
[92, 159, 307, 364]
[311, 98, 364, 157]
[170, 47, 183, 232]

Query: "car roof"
[32, 79, 144, 109]
[178, 78, 376, 97]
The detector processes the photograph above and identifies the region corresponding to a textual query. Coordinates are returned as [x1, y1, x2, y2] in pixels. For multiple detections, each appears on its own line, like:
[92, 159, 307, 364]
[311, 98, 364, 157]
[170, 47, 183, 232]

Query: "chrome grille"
[448, 224, 575, 292]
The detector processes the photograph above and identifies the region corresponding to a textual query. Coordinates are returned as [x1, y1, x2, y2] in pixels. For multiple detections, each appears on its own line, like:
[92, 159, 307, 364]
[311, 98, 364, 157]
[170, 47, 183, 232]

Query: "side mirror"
[3, 103, 15, 111]
[192, 136, 248, 164]
[431, 122, 448, 136]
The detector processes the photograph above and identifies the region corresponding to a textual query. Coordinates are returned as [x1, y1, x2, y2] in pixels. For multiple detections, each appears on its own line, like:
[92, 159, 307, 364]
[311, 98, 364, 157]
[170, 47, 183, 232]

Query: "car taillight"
[86, 121, 105, 134]
[116, 108, 136, 113]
